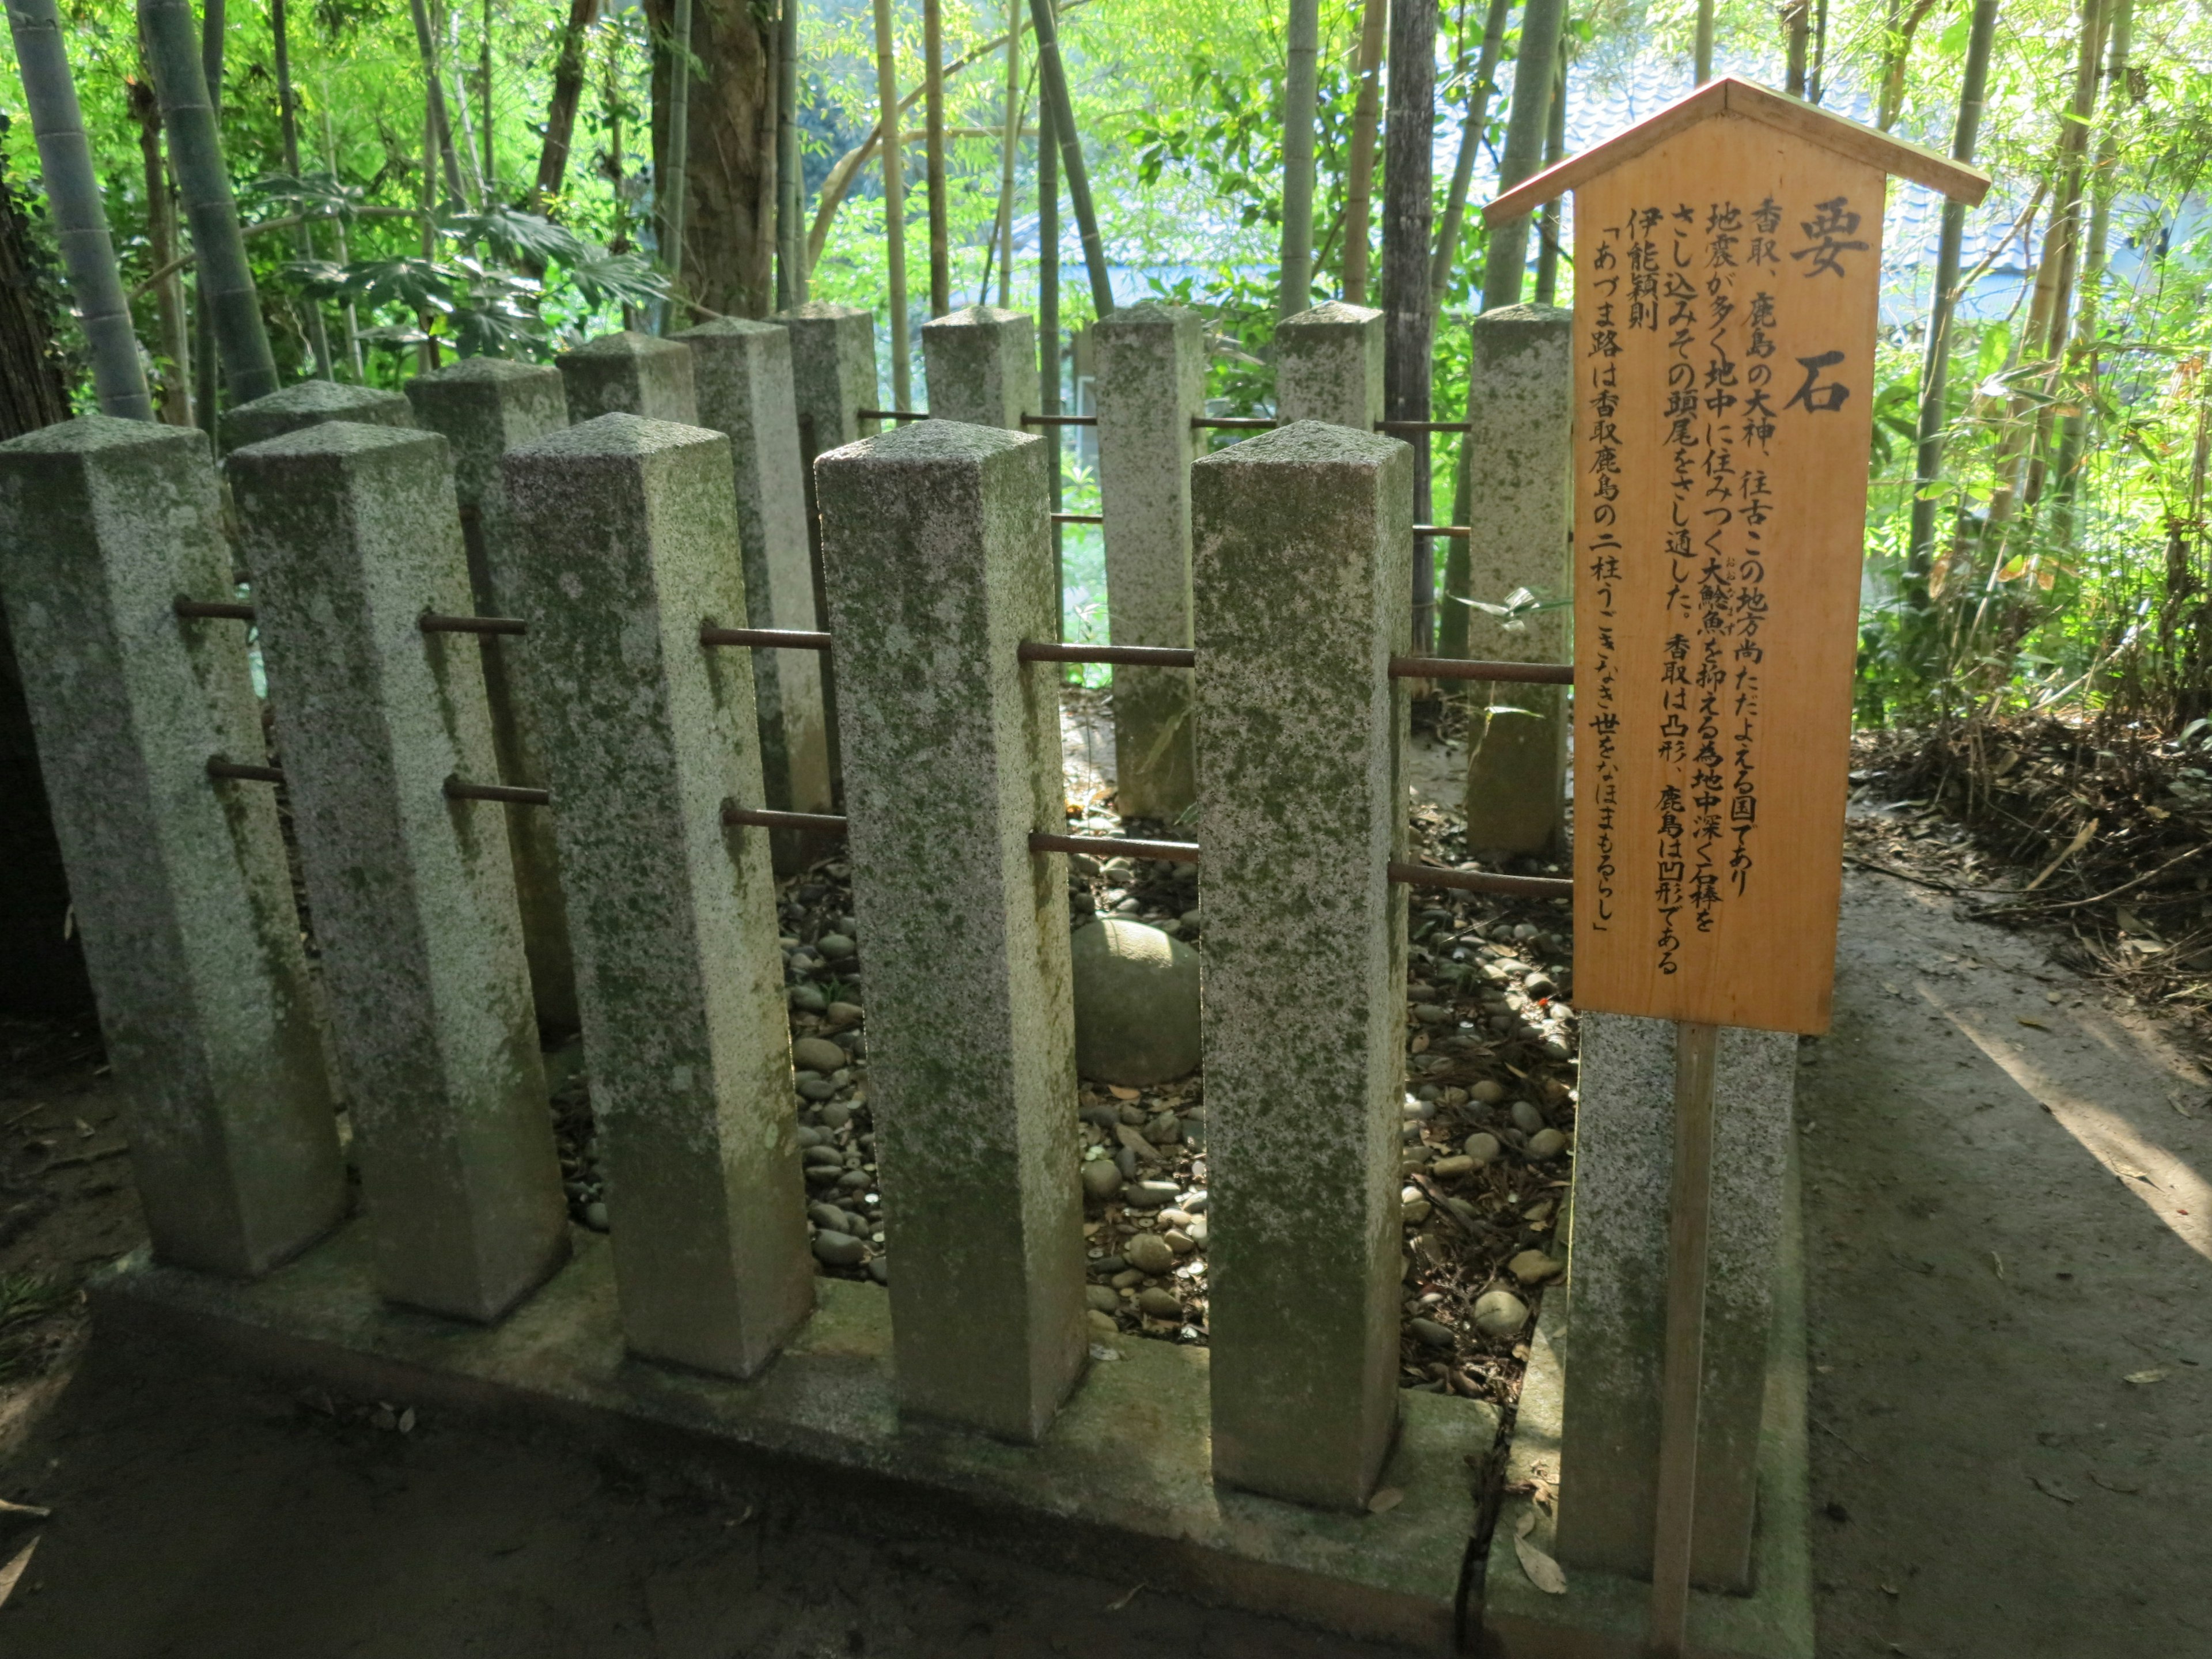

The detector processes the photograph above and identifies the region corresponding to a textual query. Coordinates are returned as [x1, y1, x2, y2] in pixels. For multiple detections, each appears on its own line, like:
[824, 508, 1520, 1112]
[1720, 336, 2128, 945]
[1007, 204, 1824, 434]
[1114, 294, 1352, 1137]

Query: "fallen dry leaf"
[1513, 1508, 1567, 1594]
[1107, 1086, 1141, 1102]
[2123, 1369, 2168, 1385]
[1104, 1582, 1145, 1612]
[1366, 1486, 1406, 1515]
[0, 1499, 50, 1522]
[2018, 1017, 2052, 1032]
[0, 1533, 38, 1612]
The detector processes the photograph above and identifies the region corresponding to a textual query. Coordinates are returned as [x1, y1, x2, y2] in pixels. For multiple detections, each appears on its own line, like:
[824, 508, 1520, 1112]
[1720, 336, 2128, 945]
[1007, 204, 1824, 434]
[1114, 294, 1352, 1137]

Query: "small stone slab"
[1192, 419, 1411, 1510]
[0, 415, 344, 1276]
[920, 305, 1035, 429]
[1274, 302, 1384, 430]
[503, 412, 814, 1378]
[405, 356, 580, 1029]
[814, 419, 1085, 1443]
[227, 421, 569, 1323]
[556, 329, 699, 423]
[218, 378, 414, 453]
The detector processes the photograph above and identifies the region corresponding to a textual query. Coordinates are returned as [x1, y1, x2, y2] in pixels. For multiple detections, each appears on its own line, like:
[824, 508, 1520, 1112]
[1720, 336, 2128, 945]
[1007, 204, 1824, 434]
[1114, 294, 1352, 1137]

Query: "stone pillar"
[228, 422, 569, 1323]
[0, 416, 345, 1277]
[1274, 301, 1385, 430]
[1094, 301, 1203, 820]
[556, 329, 699, 423]
[1191, 421, 1411, 1510]
[815, 420, 1085, 1444]
[218, 378, 413, 452]
[404, 357, 580, 1031]
[504, 412, 815, 1378]
[1461, 304, 1573, 854]
[920, 305, 1035, 429]
[775, 300, 881, 800]
[674, 319, 835, 854]
[1556, 1013, 1796, 1592]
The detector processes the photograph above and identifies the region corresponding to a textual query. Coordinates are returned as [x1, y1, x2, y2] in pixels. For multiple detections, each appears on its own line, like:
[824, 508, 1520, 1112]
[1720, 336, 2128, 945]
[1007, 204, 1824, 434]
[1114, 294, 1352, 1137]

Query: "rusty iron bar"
[206, 756, 283, 784]
[420, 612, 527, 636]
[1191, 416, 1279, 431]
[1376, 419, 1473, 434]
[1391, 654, 1574, 685]
[444, 777, 551, 806]
[1051, 512, 1104, 525]
[699, 624, 834, 652]
[1021, 412, 1097, 427]
[721, 804, 850, 835]
[1388, 861, 1573, 900]
[1030, 831, 1199, 864]
[1018, 641, 1194, 668]
[1412, 525, 1473, 540]
[175, 599, 257, 622]
[858, 407, 931, 423]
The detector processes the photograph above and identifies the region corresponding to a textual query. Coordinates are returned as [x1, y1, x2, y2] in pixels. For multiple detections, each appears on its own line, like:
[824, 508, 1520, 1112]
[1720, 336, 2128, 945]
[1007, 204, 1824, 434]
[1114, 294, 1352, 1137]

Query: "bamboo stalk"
[480, 0, 495, 197]
[193, 0, 220, 431]
[872, 0, 911, 405]
[1277, 0, 1320, 319]
[1427, 0, 1510, 322]
[1028, 0, 1112, 319]
[1478, 0, 1566, 312]
[664, 0, 694, 317]
[925, 0, 949, 316]
[406, 0, 468, 204]
[128, 74, 193, 422]
[1039, 56, 1061, 626]
[1382, 0, 1435, 651]
[532, 0, 595, 205]
[323, 100, 363, 377]
[994, 0, 1022, 308]
[270, 0, 333, 377]
[1532, 39, 1567, 305]
[1341, 0, 1385, 304]
[778, 0, 803, 305]
[1694, 0, 1714, 82]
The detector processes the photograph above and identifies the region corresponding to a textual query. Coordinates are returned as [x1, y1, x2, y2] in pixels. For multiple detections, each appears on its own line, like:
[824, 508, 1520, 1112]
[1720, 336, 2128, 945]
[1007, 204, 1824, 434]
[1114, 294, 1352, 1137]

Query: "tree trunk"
[993, 0, 1022, 307]
[1038, 66, 1061, 620]
[778, 0, 804, 305]
[271, 0, 332, 376]
[1480, 0, 1567, 312]
[194, 0, 220, 430]
[1277, 0, 1320, 319]
[870, 0, 910, 400]
[127, 76, 193, 423]
[1340, 0, 1385, 305]
[1874, 0, 1941, 131]
[0, 124, 69, 435]
[1785, 0, 1810, 94]
[1695, 0, 1714, 81]
[8, 0, 154, 419]
[1533, 39, 1567, 304]
[925, 0, 950, 316]
[643, 0, 774, 319]
[1428, 0, 1512, 322]
[1029, 0, 1112, 320]
[533, 0, 596, 205]
[663, 0, 695, 309]
[405, 0, 469, 204]
[1382, 0, 1435, 650]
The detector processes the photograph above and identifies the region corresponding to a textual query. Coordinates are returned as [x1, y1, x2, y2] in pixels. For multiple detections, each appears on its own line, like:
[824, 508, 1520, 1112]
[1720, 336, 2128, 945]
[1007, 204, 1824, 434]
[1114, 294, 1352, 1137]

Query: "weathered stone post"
[815, 420, 1085, 1443]
[920, 305, 1035, 429]
[228, 422, 569, 1323]
[505, 413, 815, 1377]
[674, 319, 835, 849]
[0, 416, 345, 1277]
[774, 300, 881, 796]
[1094, 301, 1203, 820]
[405, 357, 579, 1031]
[556, 329, 700, 423]
[1557, 1016, 1796, 1592]
[1461, 304, 1573, 854]
[1192, 421, 1411, 1510]
[218, 378, 413, 452]
[1274, 301, 1385, 429]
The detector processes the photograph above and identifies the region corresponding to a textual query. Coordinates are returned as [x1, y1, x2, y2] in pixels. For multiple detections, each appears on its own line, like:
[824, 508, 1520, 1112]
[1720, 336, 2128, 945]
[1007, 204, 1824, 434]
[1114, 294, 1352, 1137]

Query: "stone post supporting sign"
[1461, 303, 1573, 855]
[1094, 301, 1203, 820]
[920, 305, 1035, 429]
[405, 357, 579, 1031]
[218, 378, 413, 453]
[228, 422, 569, 1323]
[1558, 1013, 1795, 1591]
[556, 329, 700, 424]
[505, 413, 815, 1378]
[1192, 421, 1411, 1510]
[774, 300, 882, 798]
[0, 416, 345, 1277]
[1274, 301, 1385, 430]
[675, 319, 835, 854]
[815, 420, 1086, 1444]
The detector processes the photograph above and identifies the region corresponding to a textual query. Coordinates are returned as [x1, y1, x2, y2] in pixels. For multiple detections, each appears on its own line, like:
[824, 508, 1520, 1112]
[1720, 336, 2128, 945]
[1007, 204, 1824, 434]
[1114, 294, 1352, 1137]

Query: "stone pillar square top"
[772, 301, 881, 456]
[921, 305, 1036, 430]
[1274, 301, 1385, 430]
[218, 377, 413, 453]
[556, 329, 700, 424]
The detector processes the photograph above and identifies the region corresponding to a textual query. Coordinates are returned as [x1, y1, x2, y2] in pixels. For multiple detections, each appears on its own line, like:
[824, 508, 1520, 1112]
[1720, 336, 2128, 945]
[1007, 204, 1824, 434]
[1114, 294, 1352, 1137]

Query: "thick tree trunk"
[645, 0, 774, 319]
[533, 0, 596, 205]
[1381, 0, 1436, 650]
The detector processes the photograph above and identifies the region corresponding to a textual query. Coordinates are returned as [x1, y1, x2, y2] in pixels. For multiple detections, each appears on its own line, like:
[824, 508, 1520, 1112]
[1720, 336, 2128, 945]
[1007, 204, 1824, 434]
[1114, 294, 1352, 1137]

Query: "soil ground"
[0, 733, 2208, 1654]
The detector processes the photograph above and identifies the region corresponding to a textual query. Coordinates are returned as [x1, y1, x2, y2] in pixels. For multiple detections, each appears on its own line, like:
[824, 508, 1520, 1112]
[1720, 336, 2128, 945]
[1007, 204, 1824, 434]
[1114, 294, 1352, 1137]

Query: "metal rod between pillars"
[700, 624, 834, 652]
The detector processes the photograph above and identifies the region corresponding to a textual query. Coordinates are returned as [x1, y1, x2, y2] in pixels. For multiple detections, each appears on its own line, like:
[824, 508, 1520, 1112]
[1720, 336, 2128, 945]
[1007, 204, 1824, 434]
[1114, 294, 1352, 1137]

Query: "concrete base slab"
[1480, 1153, 1812, 1659]
[91, 1219, 1496, 1650]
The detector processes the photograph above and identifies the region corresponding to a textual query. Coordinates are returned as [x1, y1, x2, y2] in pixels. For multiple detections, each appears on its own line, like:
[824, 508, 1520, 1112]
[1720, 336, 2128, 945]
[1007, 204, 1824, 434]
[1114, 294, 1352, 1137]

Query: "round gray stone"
[1410, 1316, 1456, 1349]
[1071, 918, 1200, 1086]
[1473, 1289, 1531, 1338]
[1137, 1287, 1183, 1320]
[1124, 1179, 1179, 1210]
[787, 984, 828, 1013]
[1510, 1100, 1548, 1134]
[1463, 1132, 1503, 1165]
[1526, 1127, 1568, 1161]
[791, 1036, 847, 1073]
[1080, 1158, 1124, 1202]
[812, 1230, 866, 1266]
[1084, 1283, 1121, 1314]
[1125, 1232, 1175, 1275]
[817, 933, 856, 960]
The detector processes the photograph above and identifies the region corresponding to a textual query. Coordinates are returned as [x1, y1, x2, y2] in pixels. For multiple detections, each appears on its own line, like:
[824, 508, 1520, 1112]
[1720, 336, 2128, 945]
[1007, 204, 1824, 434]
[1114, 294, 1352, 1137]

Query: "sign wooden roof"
[1483, 75, 1991, 225]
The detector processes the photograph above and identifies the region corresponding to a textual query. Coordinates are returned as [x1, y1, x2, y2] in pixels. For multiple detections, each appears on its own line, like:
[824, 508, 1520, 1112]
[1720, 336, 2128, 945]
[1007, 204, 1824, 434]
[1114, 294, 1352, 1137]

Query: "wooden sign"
[1487, 80, 1987, 1035]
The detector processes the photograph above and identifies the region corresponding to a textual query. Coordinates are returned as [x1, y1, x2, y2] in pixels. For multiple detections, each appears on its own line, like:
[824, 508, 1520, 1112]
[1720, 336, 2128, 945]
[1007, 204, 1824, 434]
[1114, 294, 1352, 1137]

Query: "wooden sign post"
[1485, 78, 1987, 1656]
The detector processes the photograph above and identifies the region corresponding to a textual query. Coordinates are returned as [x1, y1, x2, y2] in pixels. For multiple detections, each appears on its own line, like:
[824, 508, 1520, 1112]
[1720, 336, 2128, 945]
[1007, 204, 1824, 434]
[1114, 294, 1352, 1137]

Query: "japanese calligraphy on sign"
[1486, 80, 1988, 1034]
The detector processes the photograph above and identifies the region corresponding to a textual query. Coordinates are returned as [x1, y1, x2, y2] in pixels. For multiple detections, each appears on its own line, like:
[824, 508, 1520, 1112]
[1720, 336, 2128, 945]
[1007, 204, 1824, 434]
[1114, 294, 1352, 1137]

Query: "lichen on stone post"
[405, 357, 581, 1031]
[675, 319, 835, 862]
[1192, 419, 1411, 1510]
[1461, 304, 1573, 855]
[556, 329, 700, 423]
[1556, 1013, 1795, 1592]
[0, 416, 346, 1277]
[503, 411, 816, 1377]
[1274, 301, 1385, 430]
[920, 305, 1035, 430]
[228, 421, 569, 1323]
[218, 378, 414, 453]
[815, 419, 1086, 1444]
[1094, 301, 1205, 820]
